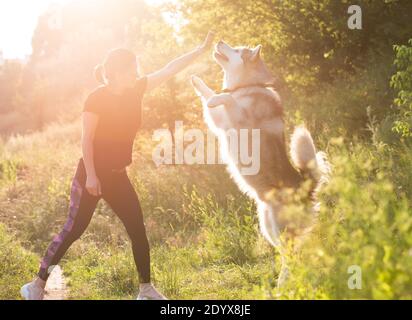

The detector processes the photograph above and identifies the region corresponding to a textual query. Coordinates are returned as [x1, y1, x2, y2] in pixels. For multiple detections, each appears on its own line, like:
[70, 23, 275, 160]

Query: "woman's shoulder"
[84, 85, 109, 105]
[88, 84, 108, 98]
[83, 85, 108, 114]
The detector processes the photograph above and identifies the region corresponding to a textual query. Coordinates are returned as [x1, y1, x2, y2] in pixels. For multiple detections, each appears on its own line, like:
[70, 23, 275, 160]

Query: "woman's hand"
[146, 31, 215, 92]
[198, 31, 215, 53]
[85, 174, 102, 197]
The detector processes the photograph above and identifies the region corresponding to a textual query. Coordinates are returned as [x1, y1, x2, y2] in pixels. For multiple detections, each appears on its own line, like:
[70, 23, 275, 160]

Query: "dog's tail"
[290, 126, 329, 187]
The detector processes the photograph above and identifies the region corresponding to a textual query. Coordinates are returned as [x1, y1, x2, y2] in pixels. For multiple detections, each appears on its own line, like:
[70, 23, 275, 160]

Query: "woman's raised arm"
[145, 31, 215, 92]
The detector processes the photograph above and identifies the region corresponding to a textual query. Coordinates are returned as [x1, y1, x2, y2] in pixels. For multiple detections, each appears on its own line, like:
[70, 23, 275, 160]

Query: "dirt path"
[43, 265, 68, 300]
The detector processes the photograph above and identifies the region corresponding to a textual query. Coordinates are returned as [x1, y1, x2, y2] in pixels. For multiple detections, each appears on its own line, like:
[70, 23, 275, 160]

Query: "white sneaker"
[136, 284, 168, 300]
[21, 280, 45, 300]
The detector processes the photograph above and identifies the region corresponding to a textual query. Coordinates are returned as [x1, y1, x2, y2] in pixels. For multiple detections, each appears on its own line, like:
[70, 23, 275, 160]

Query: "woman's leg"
[101, 171, 150, 284]
[38, 158, 100, 281]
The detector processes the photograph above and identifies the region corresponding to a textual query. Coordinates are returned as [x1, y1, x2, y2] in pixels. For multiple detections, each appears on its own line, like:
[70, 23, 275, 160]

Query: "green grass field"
[1, 108, 411, 299]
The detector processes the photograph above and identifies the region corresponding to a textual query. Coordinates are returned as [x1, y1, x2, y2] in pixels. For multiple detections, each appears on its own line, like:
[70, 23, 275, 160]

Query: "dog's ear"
[251, 45, 262, 61]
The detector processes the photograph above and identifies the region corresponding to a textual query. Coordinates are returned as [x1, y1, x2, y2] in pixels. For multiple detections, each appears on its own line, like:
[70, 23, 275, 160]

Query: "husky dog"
[191, 41, 329, 284]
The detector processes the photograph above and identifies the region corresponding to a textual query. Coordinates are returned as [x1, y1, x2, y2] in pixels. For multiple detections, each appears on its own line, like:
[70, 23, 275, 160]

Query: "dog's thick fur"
[191, 41, 329, 284]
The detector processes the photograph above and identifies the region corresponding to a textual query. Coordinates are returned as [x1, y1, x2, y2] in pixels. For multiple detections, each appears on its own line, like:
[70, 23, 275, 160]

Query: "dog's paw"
[206, 96, 217, 108]
[191, 75, 205, 98]
[190, 75, 202, 90]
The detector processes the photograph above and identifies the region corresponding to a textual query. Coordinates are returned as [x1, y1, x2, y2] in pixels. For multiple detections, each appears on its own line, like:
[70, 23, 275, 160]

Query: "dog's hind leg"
[257, 201, 281, 247]
[276, 248, 289, 288]
[257, 201, 289, 287]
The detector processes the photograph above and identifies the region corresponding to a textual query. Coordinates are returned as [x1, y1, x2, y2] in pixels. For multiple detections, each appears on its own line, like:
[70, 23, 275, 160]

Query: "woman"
[21, 31, 214, 300]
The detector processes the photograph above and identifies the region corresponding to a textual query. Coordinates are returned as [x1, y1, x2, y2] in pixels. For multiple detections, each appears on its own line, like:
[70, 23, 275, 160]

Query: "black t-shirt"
[82, 76, 147, 172]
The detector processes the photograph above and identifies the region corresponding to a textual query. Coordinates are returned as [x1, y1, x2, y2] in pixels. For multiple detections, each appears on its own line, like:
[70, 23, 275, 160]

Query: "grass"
[0, 224, 38, 300]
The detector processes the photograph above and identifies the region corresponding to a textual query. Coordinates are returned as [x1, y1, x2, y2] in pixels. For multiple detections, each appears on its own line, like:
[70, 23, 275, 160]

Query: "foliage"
[391, 39, 412, 138]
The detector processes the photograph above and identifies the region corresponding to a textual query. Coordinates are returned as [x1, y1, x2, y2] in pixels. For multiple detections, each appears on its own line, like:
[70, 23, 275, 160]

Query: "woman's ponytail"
[95, 48, 137, 85]
[94, 64, 106, 85]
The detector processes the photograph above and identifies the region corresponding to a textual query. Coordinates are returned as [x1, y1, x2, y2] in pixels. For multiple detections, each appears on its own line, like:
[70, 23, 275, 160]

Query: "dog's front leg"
[206, 93, 236, 109]
[191, 75, 215, 100]
[191, 76, 231, 131]
[204, 94, 236, 131]
[207, 94, 240, 131]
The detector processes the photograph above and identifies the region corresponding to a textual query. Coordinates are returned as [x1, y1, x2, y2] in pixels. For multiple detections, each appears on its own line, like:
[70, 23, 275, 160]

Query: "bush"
[271, 140, 412, 299]
[391, 39, 412, 139]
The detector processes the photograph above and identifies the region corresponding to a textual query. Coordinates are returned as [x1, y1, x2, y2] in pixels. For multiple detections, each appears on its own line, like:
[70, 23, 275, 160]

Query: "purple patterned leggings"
[38, 158, 150, 283]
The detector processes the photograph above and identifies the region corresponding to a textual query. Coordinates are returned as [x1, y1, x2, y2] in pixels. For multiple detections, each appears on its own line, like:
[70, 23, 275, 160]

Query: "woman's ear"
[251, 45, 262, 61]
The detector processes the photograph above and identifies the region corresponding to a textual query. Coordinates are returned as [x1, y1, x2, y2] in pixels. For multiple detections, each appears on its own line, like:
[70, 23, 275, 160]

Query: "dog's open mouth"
[214, 49, 229, 62]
